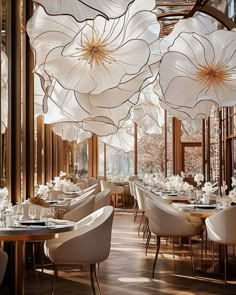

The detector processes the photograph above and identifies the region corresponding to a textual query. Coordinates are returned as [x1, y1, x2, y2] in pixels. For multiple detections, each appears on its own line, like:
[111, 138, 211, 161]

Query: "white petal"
[34, 0, 135, 21]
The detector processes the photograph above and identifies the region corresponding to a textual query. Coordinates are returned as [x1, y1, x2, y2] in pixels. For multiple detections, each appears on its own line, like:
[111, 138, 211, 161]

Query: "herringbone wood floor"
[2, 209, 236, 294]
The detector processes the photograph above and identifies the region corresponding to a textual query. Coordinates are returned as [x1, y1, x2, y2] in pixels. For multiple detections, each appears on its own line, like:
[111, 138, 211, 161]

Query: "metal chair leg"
[224, 245, 227, 284]
[138, 211, 145, 235]
[51, 264, 57, 295]
[189, 237, 194, 271]
[93, 263, 102, 295]
[90, 264, 97, 295]
[145, 230, 151, 256]
[152, 236, 161, 278]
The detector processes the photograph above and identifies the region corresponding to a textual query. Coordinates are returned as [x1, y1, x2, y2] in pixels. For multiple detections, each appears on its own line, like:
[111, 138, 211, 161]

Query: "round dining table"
[0, 221, 76, 295]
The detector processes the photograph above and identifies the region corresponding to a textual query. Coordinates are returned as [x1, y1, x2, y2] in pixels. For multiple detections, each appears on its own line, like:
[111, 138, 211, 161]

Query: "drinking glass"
[215, 195, 222, 209]
[15, 205, 24, 221]
[40, 207, 50, 224]
[188, 192, 196, 204]
[28, 206, 37, 220]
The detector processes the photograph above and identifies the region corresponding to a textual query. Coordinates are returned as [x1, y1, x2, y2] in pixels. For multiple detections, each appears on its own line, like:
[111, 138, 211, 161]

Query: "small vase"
[202, 193, 210, 205]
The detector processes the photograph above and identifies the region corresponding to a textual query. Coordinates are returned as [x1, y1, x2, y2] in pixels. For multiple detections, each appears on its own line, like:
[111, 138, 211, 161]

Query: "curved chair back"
[69, 188, 95, 210]
[0, 249, 8, 285]
[100, 180, 124, 195]
[145, 197, 200, 237]
[45, 205, 114, 264]
[47, 190, 63, 201]
[135, 185, 145, 211]
[206, 206, 236, 244]
[129, 175, 139, 181]
[94, 189, 111, 210]
[63, 194, 95, 222]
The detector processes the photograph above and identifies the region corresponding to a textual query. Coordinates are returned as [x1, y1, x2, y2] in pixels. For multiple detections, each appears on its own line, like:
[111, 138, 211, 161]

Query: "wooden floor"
[2, 209, 236, 294]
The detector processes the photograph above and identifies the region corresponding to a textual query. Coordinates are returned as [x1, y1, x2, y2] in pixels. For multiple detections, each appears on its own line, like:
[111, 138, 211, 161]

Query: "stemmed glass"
[40, 207, 55, 226]
[12, 205, 24, 226]
[28, 206, 37, 220]
[188, 192, 196, 205]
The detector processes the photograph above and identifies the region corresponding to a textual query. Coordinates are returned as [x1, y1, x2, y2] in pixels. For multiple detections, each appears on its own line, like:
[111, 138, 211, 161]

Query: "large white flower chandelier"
[27, 0, 161, 135]
[33, 0, 135, 22]
[159, 29, 236, 118]
[28, 1, 236, 142]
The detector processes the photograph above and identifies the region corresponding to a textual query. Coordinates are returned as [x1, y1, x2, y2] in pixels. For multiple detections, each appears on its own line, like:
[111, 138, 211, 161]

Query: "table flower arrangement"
[0, 187, 8, 208]
[194, 172, 204, 187]
[37, 184, 49, 198]
[231, 176, 236, 188]
[182, 182, 193, 193]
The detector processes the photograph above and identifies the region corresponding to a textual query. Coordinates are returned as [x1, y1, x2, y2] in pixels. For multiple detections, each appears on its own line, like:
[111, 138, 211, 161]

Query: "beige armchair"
[206, 206, 236, 282]
[0, 249, 8, 285]
[44, 206, 114, 294]
[145, 197, 202, 278]
[100, 180, 124, 208]
[63, 194, 95, 222]
[94, 189, 111, 210]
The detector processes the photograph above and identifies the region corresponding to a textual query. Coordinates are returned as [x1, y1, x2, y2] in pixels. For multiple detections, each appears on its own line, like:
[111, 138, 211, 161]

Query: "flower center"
[196, 63, 228, 87]
[79, 37, 114, 67]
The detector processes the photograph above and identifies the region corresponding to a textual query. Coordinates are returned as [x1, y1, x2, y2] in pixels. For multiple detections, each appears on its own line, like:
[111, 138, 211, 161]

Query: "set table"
[0, 221, 76, 295]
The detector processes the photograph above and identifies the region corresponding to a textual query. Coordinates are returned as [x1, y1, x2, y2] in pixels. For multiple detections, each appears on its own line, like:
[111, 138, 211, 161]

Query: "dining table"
[0, 221, 76, 295]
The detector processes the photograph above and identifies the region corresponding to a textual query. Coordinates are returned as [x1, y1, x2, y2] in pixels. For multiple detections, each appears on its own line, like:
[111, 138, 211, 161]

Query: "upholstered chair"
[100, 180, 124, 208]
[206, 206, 236, 282]
[145, 197, 202, 278]
[0, 249, 8, 285]
[94, 189, 111, 211]
[63, 194, 95, 222]
[44, 206, 114, 295]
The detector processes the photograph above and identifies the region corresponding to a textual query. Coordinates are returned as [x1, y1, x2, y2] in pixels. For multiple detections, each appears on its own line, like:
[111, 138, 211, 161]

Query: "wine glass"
[11, 205, 24, 226]
[28, 206, 37, 220]
[188, 192, 196, 204]
[40, 207, 50, 223]
[15, 205, 24, 221]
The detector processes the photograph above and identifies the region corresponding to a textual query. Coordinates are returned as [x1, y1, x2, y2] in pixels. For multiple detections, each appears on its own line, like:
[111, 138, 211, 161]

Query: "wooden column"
[164, 110, 167, 177]
[218, 108, 223, 187]
[7, 0, 22, 204]
[134, 123, 138, 176]
[207, 117, 211, 182]
[104, 143, 106, 180]
[57, 136, 63, 174]
[44, 124, 52, 183]
[52, 132, 58, 178]
[36, 115, 44, 185]
[202, 119, 206, 178]
[0, 1, 2, 187]
[63, 140, 69, 176]
[88, 134, 98, 177]
[25, 0, 34, 198]
[172, 118, 181, 175]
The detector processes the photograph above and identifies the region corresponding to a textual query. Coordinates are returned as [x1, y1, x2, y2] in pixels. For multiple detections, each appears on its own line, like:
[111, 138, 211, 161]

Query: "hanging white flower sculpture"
[132, 81, 164, 134]
[33, 0, 135, 22]
[1, 51, 8, 134]
[100, 119, 142, 152]
[159, 29, 236, 117]
[160, 13, 217, 55]
[27, 0, 160, 133]
[52, 122, 92, 143]
[158, 14, 218, 120]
